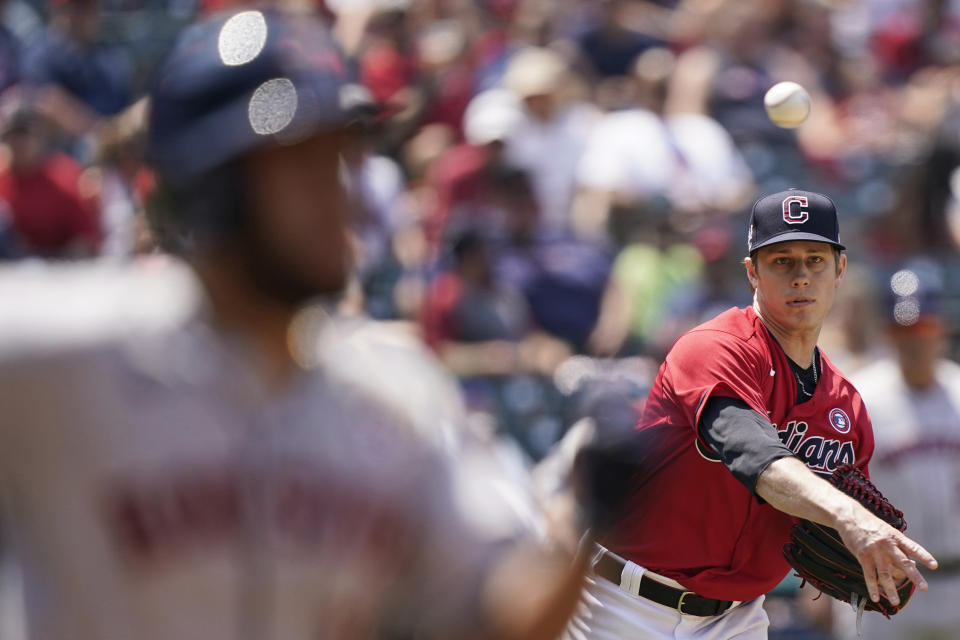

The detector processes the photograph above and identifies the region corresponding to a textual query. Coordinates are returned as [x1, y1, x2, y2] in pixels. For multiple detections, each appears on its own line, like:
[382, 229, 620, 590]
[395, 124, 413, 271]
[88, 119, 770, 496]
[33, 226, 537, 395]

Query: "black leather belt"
[594, 549, 735, 617]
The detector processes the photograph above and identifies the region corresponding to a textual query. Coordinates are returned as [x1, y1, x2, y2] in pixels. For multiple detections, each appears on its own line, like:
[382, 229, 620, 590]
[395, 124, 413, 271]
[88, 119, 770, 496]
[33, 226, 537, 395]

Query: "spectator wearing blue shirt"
[21, 0, 131, 130]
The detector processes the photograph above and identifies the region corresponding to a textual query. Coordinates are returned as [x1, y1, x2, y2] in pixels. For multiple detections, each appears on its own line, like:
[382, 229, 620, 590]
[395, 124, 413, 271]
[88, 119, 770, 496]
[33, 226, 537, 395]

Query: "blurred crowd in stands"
[3, 0, 960, 636]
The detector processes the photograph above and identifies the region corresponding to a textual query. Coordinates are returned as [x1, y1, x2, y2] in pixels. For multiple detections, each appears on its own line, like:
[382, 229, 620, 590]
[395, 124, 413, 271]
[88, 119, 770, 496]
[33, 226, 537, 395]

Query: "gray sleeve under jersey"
[697, 395, 795, 493]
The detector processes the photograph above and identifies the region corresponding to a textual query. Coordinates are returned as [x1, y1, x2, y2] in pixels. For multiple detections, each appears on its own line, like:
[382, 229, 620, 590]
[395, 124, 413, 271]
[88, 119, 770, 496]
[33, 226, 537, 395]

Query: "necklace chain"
[795, 351, 818, 397]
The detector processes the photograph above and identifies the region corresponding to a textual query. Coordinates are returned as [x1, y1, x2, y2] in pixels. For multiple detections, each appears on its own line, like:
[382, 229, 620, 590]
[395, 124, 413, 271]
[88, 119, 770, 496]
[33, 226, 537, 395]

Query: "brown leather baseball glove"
[782, 464, 914, 620]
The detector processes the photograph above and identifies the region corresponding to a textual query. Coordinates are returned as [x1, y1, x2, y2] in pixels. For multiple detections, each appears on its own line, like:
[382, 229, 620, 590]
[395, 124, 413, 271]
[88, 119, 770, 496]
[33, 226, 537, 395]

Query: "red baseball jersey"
[604, 306, 873, 601]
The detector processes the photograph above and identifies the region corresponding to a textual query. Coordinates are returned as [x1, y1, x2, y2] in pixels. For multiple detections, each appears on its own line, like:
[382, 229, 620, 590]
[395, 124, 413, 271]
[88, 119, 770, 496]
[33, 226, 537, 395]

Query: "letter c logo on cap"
[782, 196, 809, 224]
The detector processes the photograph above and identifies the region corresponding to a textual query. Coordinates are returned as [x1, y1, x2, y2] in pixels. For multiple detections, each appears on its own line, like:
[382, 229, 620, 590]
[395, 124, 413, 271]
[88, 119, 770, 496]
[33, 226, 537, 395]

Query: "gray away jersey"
[0, 259, 498, 640]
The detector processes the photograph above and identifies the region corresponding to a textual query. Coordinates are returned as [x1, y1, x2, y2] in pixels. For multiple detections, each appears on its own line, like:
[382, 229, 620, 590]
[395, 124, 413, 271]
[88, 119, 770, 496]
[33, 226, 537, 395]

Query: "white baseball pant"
[563, 554, 769, 640]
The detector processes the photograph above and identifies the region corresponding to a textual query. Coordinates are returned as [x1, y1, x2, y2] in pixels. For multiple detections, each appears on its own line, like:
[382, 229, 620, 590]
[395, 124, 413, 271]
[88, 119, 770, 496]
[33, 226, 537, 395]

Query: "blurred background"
[3, 0, 960, 637]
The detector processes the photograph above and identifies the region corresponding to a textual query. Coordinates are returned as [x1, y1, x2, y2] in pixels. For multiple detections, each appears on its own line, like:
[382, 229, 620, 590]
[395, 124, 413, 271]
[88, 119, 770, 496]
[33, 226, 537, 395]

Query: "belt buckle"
[676, 591, 695, 615]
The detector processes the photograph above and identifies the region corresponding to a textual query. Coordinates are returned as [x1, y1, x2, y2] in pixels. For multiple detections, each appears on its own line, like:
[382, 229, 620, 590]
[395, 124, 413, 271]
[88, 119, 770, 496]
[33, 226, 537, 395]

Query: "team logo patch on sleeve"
[828, 408, 851, 434]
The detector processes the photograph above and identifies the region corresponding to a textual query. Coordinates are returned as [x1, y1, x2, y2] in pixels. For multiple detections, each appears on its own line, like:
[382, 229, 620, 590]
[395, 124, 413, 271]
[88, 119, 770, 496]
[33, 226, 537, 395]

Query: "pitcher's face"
[746, 241, 846, 336]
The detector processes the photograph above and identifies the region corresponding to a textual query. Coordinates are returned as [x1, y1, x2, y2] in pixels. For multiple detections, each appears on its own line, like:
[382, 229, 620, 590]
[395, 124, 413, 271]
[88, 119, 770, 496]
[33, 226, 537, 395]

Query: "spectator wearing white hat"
[499, 47, 600, 234]
[424, 88, 524, 250]
[575, 47, 753, 240]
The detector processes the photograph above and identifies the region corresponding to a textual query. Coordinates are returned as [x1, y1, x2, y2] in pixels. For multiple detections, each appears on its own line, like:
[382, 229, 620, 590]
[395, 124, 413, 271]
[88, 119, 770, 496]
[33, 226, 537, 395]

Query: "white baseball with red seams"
[764, 82, 811, 129]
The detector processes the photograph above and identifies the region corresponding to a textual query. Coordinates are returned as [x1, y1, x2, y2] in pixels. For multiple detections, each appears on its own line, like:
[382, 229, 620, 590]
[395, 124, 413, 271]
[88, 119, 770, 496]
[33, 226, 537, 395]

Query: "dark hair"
[146, 161, 247, 255]
[490, 166, 533, 195]
[451, 230, 487, 262]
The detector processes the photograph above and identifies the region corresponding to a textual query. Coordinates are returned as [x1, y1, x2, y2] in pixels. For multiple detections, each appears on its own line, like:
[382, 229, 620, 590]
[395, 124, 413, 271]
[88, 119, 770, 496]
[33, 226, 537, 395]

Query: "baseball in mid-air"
[764, 81, 811, 128]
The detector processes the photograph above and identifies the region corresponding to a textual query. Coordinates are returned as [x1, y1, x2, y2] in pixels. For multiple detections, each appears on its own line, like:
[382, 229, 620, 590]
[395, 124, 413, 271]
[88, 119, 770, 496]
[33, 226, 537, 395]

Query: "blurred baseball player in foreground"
[0, 8, 583, 639]
[565, 189, 937, 639]
[834, 263, 960, 640]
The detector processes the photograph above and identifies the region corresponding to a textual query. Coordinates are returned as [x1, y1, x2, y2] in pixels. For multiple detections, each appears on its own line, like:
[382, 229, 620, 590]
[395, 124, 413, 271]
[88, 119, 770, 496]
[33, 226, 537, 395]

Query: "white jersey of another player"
[0, 260, 495, 640]
[317, 316, 545, 541]
[842, 356, 960, 639]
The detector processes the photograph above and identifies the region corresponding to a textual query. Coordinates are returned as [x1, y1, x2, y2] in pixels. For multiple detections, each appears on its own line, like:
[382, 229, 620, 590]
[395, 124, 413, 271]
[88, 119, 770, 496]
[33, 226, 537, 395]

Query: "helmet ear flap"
[147, 161, 248, 254]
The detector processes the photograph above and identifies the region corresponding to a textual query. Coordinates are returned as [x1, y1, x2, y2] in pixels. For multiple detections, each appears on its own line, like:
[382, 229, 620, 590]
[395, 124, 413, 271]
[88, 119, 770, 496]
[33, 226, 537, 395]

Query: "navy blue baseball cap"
[747, 189, 845, 253]
[147, 8, 352, 188]
[885, 261, 944, 328]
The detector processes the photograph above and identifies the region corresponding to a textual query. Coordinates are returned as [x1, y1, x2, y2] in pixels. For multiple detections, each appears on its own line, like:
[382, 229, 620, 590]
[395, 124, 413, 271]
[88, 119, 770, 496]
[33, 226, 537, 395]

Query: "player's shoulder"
[0, 256, 201, 365]
[935, 358, 960, 384]
[679, 306, 765, 347]
[664, 307, 770, 374]
[316, 316, 465, 452]
[844, 357, 900, 396]
[318, 316, 450, 388]
[819, 351, 880, 415]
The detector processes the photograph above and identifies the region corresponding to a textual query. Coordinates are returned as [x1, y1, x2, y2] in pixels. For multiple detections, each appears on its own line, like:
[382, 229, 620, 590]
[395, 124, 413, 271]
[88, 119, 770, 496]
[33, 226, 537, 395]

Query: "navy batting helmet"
[885, 260, 944, 328]
[147, 8, 351, 188]
[145, 9, 359, 248]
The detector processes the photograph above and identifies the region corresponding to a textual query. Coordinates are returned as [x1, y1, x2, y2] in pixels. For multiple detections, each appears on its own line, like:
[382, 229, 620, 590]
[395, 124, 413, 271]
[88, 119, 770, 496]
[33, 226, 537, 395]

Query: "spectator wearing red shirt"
[0, 94, 100, 258]
[424, 88, 523, 251]
[421, 229, 571, 377]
